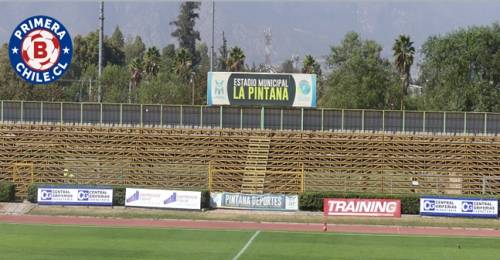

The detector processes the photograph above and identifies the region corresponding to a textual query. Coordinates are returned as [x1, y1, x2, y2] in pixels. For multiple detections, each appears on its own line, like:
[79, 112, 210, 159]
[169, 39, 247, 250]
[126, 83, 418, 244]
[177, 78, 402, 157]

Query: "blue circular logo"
[299, 80, 311, 95]
[8, 15, 72, 84]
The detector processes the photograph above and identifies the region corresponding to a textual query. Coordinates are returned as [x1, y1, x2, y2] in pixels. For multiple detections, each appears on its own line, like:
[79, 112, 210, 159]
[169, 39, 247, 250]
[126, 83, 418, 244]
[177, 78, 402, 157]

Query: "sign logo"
[299, 80, 311, 95]
[78, 190, 89, 201]
[423, 200, 435, 211]
[40, 189, 52, 200]
[126, 191, 140, 203]
[214, 80, 225, 96]
[461, 201, 474, 212]
[9, 15, 72, 84]
[163, 192, 177, 205]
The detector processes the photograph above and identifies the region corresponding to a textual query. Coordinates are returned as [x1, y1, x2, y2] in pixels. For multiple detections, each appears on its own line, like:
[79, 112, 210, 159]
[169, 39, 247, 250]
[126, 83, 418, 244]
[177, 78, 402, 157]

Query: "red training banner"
[323, 198, 401, 217]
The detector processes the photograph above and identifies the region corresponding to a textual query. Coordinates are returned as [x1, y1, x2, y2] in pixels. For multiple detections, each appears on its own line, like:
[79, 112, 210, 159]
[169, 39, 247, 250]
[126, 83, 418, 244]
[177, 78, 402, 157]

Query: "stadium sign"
[9, 15, 72, 84]
[207, 72, 316, 107]
[37, 187, 112, 206]
[210, 192, 299, 211]
[323, 198, 401, 217]
[125, 188, 201, 210]
[420, 197, 498, 218]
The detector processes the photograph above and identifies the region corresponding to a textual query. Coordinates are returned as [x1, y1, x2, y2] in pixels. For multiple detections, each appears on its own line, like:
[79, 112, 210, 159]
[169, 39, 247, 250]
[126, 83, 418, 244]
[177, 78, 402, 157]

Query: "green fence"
[1, 100, 499, 134]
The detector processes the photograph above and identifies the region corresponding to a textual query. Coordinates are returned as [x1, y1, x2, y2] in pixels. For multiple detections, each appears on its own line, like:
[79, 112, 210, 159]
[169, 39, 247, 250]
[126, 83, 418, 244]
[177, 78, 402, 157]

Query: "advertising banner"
[420, 197, 498, 218]
[210, 192, 299, 211]
[37, 187, 113, 206]
[323, 198, 401, 217]
[125, 188, 201, 210]
[207, 72, 316, 107]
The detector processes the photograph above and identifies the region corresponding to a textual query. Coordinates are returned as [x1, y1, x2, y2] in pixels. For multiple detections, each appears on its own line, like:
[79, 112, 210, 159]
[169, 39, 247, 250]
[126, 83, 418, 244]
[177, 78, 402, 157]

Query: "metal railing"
[1, 100, 499, 134]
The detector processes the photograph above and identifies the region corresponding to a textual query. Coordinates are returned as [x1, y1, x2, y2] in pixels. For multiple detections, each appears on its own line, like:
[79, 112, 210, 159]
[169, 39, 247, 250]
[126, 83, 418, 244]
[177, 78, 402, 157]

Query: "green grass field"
[1, 223, 499, 260]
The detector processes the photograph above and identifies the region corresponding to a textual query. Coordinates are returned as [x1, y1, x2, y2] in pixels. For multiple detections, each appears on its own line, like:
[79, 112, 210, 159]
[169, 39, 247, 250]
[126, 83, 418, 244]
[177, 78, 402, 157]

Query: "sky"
[2, 0, 500, 75]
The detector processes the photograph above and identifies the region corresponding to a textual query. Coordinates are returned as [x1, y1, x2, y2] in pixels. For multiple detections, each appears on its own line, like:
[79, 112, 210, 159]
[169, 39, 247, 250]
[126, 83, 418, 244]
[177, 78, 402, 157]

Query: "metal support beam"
[60, 102, 63, 124]
[40, 102, 44, 124]
[180, 105, 183, 127]
[260, 107, 264, 130]
[200, 106, 203, 127]
[443, 112, 446, 133]
[219, 106, 223, 128]
[422, 111, 426, 132]
[484, 113, 487, 135]
[301, 108, 304, 131]
[20, 101, 24, 123]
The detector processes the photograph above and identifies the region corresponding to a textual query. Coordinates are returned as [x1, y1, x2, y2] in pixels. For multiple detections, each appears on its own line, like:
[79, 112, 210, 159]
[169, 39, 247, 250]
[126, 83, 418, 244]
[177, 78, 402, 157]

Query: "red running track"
[1, 214, 500, 238]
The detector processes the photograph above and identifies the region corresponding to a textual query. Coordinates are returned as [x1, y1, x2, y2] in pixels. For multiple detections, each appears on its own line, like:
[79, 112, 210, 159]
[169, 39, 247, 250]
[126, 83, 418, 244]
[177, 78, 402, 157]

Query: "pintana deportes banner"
[420, 197, 498, 218]
[125, 188, 201, 210]
[37, 187, 112, 206]
[207, 72, 316, 107]
[210, 192, 299, 211]
[323, 198, 401, 217]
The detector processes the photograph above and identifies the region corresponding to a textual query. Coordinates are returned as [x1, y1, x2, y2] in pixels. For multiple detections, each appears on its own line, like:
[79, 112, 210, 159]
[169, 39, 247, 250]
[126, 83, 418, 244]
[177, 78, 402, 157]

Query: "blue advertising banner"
[420, 197, 498, 218]
[37, 186, 113, 206]
[210, 192, 298, 211]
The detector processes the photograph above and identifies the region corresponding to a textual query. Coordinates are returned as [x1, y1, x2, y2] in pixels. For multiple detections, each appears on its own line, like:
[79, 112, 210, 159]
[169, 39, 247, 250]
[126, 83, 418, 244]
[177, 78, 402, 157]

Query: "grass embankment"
[29, 206, 500, 229]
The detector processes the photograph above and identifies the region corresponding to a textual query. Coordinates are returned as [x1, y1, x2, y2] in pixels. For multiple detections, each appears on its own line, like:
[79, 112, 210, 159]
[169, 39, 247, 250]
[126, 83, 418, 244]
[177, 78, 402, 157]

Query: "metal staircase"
[241, 137, 271, 193]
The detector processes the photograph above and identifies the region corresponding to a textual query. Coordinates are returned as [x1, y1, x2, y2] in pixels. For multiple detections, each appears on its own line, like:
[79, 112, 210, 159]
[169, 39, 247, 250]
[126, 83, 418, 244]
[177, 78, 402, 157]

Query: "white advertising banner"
[210, 192, 299, 211]
[207, 72, 316, 107]
[125, 188, 201, 210]
[37, 187, 113, 206]
[420, 197, 498, 218]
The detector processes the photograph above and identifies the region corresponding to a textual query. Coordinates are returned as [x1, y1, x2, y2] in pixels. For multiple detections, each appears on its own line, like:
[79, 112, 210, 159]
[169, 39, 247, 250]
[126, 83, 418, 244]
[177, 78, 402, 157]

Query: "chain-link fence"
[1, 100, 500, 134]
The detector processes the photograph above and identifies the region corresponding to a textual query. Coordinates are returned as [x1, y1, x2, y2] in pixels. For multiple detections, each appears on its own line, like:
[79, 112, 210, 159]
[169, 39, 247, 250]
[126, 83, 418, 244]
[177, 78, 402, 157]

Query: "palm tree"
[173, 48, 192, 82]
[302, 54, 321, 76]
[393, 35, 415, 110]
[227, 47, 245, 72]
[143, 47, 161, 79]
[128, 58, 143, 103]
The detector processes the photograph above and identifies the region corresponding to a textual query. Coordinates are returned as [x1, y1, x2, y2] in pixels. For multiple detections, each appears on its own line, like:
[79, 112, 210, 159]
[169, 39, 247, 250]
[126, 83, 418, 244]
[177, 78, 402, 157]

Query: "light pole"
[210, 0, 215, 72]
[98, 1, 104, 103]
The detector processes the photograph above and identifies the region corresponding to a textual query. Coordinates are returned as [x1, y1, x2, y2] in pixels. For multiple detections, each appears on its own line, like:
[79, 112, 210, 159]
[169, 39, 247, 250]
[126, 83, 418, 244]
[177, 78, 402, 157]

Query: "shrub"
[27, 183, 38, 203]
[112, 186, 126, 206]
[201, 190, 211, 209]
[0, 182, 16, 202]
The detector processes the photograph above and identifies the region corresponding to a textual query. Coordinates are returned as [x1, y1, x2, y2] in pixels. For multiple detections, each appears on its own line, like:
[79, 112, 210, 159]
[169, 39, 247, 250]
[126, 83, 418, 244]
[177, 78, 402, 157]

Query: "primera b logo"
[8, 15, 72, 84]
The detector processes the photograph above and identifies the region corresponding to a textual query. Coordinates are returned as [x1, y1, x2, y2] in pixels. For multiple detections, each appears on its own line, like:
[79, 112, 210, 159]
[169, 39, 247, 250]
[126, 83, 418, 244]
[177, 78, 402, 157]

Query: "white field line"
[232, 230, 261, 260]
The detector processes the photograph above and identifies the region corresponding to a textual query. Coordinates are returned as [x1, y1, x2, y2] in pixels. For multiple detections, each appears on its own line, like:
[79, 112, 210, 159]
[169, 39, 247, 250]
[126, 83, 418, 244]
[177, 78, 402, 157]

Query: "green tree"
[170, 1, 201, 68]
[173, 48, 192, 82]
[138, 73, 190, 104]
[161, 44, 176, 73]
[110, 26, 125, 50]
[393, 34, 415, 110]
[419, 24, 500, 112]
[217, 31, 228, 71]
[124, 36, 146, 65]
[102, 64, 129, 103]
[227, 46, 246, 72]
[321, 32, 400, 109]
[143, 47, 161, 79]
[0, 44, 30, 100]
[302, 55, 322, 77]
[128, 58, 143, 103]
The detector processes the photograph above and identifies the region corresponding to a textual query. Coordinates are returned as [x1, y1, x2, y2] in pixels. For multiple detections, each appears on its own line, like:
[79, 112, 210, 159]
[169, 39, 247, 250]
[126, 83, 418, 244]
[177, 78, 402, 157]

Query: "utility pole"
[210, 0, 215, 72]
[98, 1, 104, 103]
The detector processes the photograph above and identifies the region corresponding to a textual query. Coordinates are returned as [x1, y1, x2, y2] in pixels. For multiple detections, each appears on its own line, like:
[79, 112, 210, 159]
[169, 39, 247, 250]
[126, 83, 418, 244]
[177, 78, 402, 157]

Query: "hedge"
[0, 182, 15, 202]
